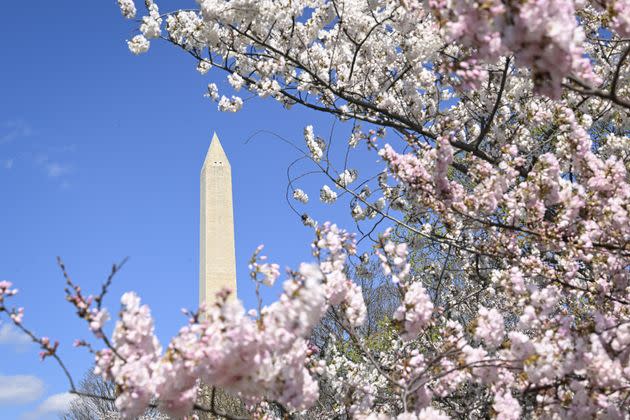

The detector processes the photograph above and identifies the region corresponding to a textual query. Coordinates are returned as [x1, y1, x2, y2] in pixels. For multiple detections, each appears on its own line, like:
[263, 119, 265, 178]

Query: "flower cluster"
[0, 281, 24, 325]
[320, 185, 337, 204]
[474, 306, 505, 349]
[249, 245, 281, 287]
[292, 188, 309, 204]
[117, 0, 136, 19]
[95, 292, 162, 418]
[376, 228, 411, 284]
[128, 35, 149, 55]
[0, 280, 18, 304]
[140, 3, 161, 39]
[393, 282, 433, 341]
[304, 125, 324, 162]
[217, 95, 243, 113]
[337, 169, 358, 187]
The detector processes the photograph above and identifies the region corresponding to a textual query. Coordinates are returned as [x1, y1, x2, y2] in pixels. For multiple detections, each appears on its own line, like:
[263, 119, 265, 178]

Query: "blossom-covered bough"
[2, 0, 630, 418]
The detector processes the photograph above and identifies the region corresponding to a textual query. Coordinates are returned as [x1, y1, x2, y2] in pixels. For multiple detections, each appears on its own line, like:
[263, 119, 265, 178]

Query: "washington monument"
[199, 133, 237, 306]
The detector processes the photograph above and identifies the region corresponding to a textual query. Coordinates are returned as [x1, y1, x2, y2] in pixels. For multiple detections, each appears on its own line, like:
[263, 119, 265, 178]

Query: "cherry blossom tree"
[2, 0, 630, 418]
[60, 371, 168, 420]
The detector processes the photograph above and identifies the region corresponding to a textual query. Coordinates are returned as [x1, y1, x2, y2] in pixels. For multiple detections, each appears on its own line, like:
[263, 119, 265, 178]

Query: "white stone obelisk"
[200, 133, 237, 307]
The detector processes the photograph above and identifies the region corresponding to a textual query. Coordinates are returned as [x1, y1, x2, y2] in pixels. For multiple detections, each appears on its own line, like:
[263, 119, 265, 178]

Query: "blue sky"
[0, 1, 385, 418]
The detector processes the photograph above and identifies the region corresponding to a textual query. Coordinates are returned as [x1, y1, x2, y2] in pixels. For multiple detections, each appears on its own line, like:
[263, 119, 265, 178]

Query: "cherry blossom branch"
[564, 75, 630, 110]
[610, 44, 630, 101]
[0, 283, 76, 390]
[472, 58, 511, 150]
[57, 257, 127, 362]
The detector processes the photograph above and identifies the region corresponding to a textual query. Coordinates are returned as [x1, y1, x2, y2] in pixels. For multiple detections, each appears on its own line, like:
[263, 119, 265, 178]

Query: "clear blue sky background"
[0, 1, 385, 418]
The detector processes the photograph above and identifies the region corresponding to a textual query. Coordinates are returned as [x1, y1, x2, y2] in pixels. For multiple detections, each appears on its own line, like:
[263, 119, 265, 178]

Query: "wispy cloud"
[45, 162, 70, 178]
[1, 121, 75, 182]
[0, 375, 45, 405]
[0, 323, 32, 351]
[33, 155, 71, 178]
[1, 120, 32, 144]
[22, 393, 77, 420]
